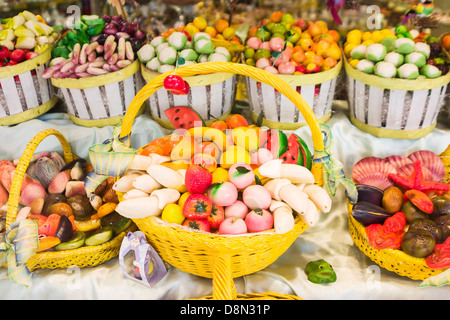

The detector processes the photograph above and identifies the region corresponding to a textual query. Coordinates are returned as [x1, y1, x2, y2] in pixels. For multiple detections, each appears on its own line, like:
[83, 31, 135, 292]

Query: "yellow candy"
[212, 167, 229, 184]
[381, 28, 394, 37]
[346, 30, 362, 45]
[362, 40, 375, 46]
[371, 30, 383, 43]
[349, 59, 359, 68]
[362, 31, 372, 41]
[178, 192, 191, 208]
[344, 43, 357, 57]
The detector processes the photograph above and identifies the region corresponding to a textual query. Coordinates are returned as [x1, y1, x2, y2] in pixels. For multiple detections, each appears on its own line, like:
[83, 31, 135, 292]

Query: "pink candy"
[269, 37, 285, 52]
[247, 37, 262, 50]
[225, 200, 249, 219]
[242, 185, 271, 210]
[278, 62, 296, 75]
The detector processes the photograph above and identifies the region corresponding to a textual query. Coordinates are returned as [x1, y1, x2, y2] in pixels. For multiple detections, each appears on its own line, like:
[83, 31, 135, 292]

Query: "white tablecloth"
[0, 103, 449, 300]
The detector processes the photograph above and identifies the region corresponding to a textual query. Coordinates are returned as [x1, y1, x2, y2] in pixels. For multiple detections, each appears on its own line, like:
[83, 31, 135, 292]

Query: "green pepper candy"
[52, 46, 70, 59]
[73, 20, 88, 32]
[53, 25, 64, 34]
[66, 31, 79, 42]
[86, 23, 105, 37]
[81, 15, 100, 23]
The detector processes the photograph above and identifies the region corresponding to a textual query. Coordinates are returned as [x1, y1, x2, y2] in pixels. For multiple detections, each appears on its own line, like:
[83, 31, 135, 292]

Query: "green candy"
[366, 43, 386, 62]
[420, 64, 442, 78]
[208, 52, 227, 62]
[405, 52, 426, 68]
[395, 24, 408, 34]
[375, 61, 397, 78]
[146, 57, 160, 72]
[193, 32, 211, 43]
[305, 259, 337, 284]
[351, 44, 367, 60]
[158, 64, 175, 73]
[398, 63, 419, 79]
[384, 51, 404, 67]
[395, 38, 415, 54]
[179, 48, 198, 61]
[150, 35, 167, 48]
[168, 31, 188, 51]
[197, 54, 209, 63]
[158, 46, 177, 65]
[356, 59, 374, 74]
[414, 42, 430, 58]
[381, 37, 396, 52]
[214, 46, 231, 62]
[194, 39, 215, 55]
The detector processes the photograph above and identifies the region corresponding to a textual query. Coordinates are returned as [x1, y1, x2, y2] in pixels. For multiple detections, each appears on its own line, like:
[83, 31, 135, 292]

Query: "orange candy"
[210, 120, 228, 131]
[49, 202, 73, 217]
[226, 114, 248, 129]
[215, 19, 229, 33]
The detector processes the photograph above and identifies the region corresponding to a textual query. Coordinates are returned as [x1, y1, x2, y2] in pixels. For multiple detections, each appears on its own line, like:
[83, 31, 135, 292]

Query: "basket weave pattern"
[348, 146, 450, 281]
[5, 129, 134, 271]
[119, 62, 326, 299]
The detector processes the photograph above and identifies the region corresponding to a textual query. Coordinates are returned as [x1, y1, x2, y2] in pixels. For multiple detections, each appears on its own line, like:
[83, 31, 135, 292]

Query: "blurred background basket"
[141, 64, 238, 129]
[347, 146, 450, 281]
[344, 57, 450, 140]
[51, 60, 145, 128]
[245, 59, 342, 130]
[118, 61, 326, 300]
[5, 129, 134, 271]
[0, 48, 58, 126]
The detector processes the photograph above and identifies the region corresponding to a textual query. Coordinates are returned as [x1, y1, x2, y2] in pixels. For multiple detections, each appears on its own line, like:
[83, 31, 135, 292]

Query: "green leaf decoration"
[236, 166, 251, 174]
[271, 51, 281, 58]
[254, 175, 263, 186]
[255, 112, 264, 127]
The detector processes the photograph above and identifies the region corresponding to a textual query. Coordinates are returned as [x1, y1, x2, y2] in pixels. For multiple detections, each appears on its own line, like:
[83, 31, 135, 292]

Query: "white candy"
[366, 43, 386, 62]
[405, 52, 426, 68]
[356, 59, 374, 74]
[398, 63, 419, 79]
[395, 38, 415, 54]
[384, 51, 404, 67]
[414, 42, 430, 58]
[375, 61, 397, 78]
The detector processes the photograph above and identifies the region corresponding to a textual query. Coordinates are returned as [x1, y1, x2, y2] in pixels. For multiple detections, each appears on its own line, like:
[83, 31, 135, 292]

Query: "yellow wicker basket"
[5, 129, 135, 271]
[117, 61, 326, 300]
[347, 145, 450, 281]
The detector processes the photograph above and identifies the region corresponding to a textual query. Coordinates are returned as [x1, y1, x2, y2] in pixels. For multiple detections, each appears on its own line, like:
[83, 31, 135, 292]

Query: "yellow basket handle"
[119, 61, 325, 184]
[6, 129, 74, 229]
[212, 254, 237, 300]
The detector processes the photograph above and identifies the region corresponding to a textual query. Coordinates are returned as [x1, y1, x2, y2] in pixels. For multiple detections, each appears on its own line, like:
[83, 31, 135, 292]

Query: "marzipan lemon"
[161, 203, 185, 224]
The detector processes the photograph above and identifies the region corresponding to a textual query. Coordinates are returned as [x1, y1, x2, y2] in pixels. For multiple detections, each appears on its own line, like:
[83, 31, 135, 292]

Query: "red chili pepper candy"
[405, 189, 434, 214]
[383, 212, 407, 234]
[425, 238, 450, 269]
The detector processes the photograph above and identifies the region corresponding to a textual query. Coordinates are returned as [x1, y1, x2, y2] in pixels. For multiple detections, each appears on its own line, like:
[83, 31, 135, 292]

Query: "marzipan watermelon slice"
[263, 129, 288, 159]
[164, 106, 205, 130]
[279, 133, 312, 170]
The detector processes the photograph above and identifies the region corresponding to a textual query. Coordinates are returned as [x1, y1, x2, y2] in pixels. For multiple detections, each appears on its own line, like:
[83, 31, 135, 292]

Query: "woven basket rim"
[245, 58, 342, 86]
[135, 214, 305, 239]
[51, 59, 141, 89]
[5, 129, 135, 270]
[141, 64, 236, 86]
[343, 55, 450, 91]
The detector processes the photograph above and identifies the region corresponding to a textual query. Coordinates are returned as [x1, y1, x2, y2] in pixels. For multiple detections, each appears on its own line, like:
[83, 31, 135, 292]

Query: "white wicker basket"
[51, 60, 144, 127]
[345, 58, 450, 139]
[141, 64, 237, 129]
[0, 49, 58, 126]
[245, 60, 342, 130]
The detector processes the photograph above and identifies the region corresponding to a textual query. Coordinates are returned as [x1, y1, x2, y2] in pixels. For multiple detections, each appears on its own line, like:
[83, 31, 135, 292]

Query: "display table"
[0, 102, 449, 300]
